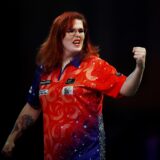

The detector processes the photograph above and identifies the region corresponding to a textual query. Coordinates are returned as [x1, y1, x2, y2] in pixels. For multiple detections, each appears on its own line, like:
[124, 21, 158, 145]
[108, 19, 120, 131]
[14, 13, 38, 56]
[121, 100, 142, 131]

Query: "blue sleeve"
[26, 65, 43, 109]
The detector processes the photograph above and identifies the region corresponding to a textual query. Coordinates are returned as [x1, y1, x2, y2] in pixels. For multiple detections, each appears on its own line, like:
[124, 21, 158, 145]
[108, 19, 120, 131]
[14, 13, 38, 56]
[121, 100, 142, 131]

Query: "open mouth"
[73, 39, 81, 46]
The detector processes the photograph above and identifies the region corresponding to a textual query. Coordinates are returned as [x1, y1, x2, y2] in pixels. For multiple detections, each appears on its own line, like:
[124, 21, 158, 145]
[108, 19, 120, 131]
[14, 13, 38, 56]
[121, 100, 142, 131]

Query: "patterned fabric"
[27, 55, 126, 160]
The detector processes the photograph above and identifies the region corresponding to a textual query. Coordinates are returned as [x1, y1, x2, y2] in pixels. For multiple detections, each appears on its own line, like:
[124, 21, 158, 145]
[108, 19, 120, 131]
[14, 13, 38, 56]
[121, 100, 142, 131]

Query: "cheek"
[63, 38, 71, 48]
[82, 35, 85, 43]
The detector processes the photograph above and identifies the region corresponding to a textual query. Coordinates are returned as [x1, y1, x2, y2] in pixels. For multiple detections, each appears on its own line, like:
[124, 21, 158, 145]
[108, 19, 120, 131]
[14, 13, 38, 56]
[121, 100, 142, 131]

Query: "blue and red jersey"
[27, 54, 126, 160]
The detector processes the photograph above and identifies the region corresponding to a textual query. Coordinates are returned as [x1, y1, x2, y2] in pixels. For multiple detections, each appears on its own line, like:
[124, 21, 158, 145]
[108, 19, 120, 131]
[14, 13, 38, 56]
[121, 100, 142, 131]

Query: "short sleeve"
[26, 65, 43, 109]
[90, 57, 127, 98]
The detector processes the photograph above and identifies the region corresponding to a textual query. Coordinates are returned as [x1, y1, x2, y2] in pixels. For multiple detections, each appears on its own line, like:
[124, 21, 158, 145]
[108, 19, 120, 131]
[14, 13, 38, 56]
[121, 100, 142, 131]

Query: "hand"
[132, 47, 146, 69]
[1, 139, 15, 158]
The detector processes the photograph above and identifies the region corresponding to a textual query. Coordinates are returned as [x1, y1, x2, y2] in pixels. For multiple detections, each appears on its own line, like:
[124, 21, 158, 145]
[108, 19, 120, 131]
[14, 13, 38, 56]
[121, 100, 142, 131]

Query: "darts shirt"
[27, 54, 126, 160]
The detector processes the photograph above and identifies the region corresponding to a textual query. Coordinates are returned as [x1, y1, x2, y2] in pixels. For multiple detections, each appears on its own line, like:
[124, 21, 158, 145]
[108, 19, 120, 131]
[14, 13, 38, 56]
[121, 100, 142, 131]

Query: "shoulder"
[33, 65, 44, 78]
[84, 55, 110, 66]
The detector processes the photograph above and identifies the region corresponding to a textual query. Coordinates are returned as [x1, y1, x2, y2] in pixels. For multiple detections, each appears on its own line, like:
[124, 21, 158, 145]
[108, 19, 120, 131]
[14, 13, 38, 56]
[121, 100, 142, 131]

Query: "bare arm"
[1, 102, 41, 157]
[120, 47, 146, 96]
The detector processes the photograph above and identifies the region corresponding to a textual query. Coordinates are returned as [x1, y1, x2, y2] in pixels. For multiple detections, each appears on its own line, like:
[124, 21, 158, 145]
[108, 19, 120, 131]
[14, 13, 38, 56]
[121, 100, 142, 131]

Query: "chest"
[39, 64, 102, 111]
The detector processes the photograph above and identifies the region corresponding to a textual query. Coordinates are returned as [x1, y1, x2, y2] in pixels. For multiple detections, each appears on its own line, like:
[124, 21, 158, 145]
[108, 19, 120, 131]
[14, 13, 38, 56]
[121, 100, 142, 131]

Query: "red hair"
[36, 11, 99, 73]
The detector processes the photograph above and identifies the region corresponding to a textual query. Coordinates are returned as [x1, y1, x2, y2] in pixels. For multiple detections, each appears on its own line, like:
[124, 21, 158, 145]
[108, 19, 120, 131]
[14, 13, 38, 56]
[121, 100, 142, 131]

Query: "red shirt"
[27, 54, 126, 160]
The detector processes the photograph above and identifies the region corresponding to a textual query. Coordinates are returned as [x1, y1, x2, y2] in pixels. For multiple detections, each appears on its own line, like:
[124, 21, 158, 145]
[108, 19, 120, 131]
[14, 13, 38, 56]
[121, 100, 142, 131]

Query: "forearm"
[120, 66, 144, 96]
[9, 115, 34, 143]
[7, 103, 41, 143]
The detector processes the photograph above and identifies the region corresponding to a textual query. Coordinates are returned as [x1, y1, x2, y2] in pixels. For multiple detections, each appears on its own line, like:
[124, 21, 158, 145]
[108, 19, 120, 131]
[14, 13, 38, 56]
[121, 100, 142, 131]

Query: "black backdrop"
[1, 0, 160, 160]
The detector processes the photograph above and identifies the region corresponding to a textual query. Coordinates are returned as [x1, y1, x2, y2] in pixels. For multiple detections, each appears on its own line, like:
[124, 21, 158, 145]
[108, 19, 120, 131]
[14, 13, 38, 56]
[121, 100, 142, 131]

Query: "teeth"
[73, 40, 80, 44]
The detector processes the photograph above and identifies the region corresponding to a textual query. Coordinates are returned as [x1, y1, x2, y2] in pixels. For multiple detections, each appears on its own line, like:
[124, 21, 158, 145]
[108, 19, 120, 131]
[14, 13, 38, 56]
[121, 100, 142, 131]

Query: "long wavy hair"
[36, 11, 99, 73]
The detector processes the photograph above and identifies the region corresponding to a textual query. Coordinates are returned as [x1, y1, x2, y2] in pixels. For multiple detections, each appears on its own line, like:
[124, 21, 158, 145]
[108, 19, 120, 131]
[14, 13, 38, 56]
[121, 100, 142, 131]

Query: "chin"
[71, 48, 82, 53]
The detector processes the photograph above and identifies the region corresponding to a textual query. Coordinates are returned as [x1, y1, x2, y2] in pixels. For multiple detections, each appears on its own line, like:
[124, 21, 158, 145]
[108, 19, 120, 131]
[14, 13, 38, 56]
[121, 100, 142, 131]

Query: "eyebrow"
[70, 27, 84, 29]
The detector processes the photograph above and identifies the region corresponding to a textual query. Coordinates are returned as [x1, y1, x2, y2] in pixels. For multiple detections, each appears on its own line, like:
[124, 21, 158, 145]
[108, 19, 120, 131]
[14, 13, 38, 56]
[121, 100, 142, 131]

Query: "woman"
[2, 11, 146, 160]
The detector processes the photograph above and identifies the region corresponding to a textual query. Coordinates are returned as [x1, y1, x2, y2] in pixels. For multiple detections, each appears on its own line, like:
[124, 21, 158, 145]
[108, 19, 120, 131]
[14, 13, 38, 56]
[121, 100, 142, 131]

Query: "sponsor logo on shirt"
[39, 89, 48, 95]
[40, 80, 51, 85]
[115, 72, 122, 76]
[65, 78, 75, 84]
[62, 86, 73, 95]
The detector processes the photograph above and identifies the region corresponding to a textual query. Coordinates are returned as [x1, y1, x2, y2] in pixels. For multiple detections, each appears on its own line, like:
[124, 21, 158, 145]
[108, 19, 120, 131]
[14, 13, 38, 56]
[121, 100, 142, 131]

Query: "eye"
[78, 29, 85, 33]
[66, 28, 85, 36]
[66, 29, 74, 33]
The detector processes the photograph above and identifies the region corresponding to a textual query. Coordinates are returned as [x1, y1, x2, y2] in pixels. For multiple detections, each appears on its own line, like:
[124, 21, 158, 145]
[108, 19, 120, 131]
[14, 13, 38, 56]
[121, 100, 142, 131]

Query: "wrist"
[7, 134, 17, 144]
[136, 63, 145, 71]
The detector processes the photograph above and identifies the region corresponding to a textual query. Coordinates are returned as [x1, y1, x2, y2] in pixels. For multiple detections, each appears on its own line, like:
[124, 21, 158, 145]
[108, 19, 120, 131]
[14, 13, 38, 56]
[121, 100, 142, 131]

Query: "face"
[62, 19, 85, 58]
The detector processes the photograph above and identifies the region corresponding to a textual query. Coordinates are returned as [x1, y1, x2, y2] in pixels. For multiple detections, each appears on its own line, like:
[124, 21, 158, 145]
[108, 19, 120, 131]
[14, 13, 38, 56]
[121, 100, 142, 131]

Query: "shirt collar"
[70, 53, 84, 68]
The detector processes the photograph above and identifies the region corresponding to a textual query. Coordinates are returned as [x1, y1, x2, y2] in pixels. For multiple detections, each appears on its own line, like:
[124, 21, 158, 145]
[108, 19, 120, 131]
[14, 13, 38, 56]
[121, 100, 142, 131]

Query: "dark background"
[1, 0, 160, 160]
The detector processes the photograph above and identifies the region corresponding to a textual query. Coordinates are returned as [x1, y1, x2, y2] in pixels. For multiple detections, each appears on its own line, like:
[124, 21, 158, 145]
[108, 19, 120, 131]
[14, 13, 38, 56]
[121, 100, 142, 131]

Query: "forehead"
[71, 19, 84, 28]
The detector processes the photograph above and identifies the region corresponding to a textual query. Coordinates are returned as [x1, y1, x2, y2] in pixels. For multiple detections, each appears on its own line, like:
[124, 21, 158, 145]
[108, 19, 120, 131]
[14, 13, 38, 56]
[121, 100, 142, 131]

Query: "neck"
[62, 55, 73, 71]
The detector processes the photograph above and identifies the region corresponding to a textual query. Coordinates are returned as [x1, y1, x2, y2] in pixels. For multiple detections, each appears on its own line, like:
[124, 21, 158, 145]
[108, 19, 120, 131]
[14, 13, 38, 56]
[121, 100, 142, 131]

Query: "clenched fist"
[132, 47, 146, 69]
[1, 139, 15, 158]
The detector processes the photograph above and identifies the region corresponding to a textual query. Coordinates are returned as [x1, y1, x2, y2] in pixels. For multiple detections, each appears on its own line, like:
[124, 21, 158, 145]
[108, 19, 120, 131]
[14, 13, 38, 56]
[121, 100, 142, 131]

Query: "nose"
[74, 30, 81, 36]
